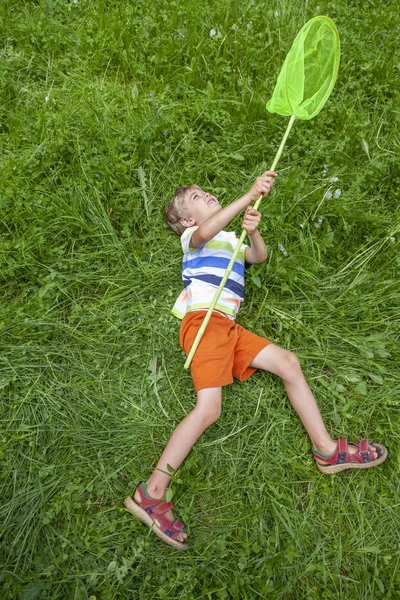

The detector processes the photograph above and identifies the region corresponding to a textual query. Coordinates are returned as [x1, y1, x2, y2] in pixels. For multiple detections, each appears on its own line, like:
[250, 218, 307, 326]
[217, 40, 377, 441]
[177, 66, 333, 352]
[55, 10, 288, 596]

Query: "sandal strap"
[357, 438, 373, 462]
[162, 519, 184, 539]
[334, 438, 374, 464]
[135, 484, 174, 513]
[170, 519, 184, 532]
[144, 500, 173, 515]
[139, 500, 186, 540]
[346, 439, 375, 463]
[337, 437, 349, 464]
[141, 498, 173, 516]
[154, 501, 173, 515]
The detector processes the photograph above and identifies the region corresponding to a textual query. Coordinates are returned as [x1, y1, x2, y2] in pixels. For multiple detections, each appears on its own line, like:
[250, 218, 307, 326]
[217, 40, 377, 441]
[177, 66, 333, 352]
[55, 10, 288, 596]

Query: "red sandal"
[313, 438, 387, 474]
[124, 482, 189, 550]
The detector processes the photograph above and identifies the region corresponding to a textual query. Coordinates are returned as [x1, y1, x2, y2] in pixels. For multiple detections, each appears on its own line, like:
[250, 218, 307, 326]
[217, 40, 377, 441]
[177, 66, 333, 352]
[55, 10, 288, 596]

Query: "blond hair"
[165, 185, 197, 235]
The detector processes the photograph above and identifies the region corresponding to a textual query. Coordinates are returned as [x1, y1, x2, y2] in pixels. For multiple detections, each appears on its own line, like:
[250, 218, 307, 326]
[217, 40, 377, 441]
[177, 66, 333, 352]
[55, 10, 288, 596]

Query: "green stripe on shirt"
[203, 240, 246, 261]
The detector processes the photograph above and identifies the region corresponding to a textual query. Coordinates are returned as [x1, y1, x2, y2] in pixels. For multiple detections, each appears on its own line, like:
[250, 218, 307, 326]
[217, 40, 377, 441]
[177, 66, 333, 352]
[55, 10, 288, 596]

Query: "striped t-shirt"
[172, 226, 249, 320]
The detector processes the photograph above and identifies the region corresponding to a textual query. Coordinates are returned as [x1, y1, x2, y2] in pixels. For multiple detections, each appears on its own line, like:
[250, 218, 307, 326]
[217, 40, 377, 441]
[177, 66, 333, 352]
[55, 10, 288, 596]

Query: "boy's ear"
[180, 216, 196, 228]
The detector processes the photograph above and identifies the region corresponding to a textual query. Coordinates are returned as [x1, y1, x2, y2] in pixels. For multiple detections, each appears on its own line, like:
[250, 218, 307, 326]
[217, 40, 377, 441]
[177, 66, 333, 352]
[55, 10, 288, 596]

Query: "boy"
[124, 171, 387, 550]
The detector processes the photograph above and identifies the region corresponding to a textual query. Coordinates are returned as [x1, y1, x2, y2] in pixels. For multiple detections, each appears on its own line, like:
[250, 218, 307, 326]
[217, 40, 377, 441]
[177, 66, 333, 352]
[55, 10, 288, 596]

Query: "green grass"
[1, 0, 399, 598]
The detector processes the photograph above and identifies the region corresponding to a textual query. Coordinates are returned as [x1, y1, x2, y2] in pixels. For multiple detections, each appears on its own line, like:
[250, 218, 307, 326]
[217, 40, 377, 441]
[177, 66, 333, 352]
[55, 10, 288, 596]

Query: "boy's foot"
[312, 438, 387, 474]
[124, 482, 188, 550]
[132, 485, 188, 543]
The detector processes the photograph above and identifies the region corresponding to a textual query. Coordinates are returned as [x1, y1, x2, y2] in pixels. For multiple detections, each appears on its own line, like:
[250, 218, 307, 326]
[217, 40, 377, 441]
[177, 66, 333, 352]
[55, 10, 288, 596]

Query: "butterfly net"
[266, 16, 340, 120]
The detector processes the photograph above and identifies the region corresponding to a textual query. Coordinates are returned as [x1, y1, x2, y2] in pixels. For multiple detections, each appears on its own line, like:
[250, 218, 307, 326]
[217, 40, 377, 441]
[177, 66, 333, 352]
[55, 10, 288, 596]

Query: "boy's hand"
[242, 206, 262, 236]
[246, 170, 277, 203]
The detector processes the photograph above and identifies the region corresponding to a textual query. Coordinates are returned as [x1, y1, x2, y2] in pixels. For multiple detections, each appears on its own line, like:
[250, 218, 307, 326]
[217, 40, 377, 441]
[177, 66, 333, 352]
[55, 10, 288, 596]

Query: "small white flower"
[329, 176, 339, 183]
[231, 23, 238, 30]
[390, 236, 396, 243]
[315, 217, 323, 228]
[334, 189, 342, 198]
[278, 243, 288, 256]
[325, 191, 332, 200]
[274, 11, 280, 17]
[45, 96, 49, 103]
[300, 223, 304, 229]
[209, 29, 216, 37]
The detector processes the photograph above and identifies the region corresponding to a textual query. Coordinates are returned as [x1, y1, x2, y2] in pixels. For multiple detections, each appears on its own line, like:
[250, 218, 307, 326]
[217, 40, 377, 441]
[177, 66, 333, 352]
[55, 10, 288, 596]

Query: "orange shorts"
[180, 311, 272, 392]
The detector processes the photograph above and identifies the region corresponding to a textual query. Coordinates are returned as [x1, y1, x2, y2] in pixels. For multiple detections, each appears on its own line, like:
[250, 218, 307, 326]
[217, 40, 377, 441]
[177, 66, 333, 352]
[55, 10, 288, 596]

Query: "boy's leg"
[250, 344, 378, 462]
[133, 386, 222, 542]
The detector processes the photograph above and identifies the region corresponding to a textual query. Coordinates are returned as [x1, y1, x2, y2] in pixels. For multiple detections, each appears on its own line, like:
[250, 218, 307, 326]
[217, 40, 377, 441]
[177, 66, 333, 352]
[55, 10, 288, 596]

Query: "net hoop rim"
[269, 15, 341, 120]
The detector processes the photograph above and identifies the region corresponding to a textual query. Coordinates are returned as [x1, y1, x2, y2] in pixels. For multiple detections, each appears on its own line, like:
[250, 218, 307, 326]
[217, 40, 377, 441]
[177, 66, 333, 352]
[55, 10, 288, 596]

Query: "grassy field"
[1, 0, 399, 598]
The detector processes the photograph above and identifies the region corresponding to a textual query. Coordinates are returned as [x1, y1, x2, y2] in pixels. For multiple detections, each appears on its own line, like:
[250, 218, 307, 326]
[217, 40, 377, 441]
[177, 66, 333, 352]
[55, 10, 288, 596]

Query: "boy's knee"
[281, 351, 301, 381]
[195, 403, 221, 427]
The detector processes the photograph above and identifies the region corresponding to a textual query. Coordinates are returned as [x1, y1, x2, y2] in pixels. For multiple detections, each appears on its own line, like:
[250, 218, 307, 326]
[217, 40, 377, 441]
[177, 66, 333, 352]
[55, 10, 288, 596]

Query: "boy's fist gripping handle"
[184, 115, 296, 370]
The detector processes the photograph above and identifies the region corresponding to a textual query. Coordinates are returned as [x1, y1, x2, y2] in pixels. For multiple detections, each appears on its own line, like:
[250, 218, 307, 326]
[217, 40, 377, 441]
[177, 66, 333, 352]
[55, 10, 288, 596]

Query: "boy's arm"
[191, 171, 276, 248]
[242, 207, 268, 264]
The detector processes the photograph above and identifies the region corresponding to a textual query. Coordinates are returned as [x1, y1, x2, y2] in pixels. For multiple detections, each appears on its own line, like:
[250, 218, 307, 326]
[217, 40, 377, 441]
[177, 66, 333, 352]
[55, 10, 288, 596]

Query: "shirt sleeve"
[180, 226, 200, 254]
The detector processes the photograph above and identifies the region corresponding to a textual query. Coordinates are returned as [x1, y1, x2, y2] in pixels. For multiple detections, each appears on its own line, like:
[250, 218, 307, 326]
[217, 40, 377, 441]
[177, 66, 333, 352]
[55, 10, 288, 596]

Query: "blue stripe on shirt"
[182, 256, 245, 277]
[183, 273, 244, 299]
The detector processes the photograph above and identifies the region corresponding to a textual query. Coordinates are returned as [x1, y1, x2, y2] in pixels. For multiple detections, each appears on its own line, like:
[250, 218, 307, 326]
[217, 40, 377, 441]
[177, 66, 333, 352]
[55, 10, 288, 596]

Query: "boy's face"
[179, 186, 221, 227]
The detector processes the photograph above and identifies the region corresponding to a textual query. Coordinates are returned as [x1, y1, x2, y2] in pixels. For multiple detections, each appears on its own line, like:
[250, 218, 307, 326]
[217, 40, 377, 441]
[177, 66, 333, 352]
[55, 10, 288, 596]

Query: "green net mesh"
[266, 16, 340, 120]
